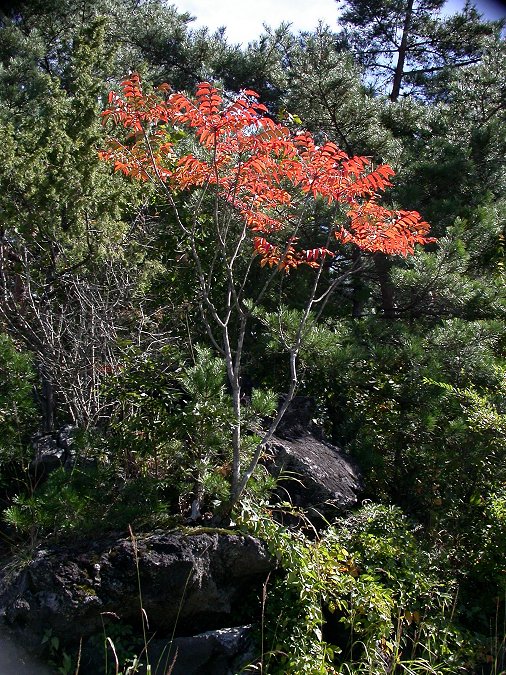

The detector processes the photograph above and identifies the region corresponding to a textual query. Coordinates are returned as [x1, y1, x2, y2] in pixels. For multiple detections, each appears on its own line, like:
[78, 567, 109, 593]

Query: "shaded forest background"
[0, 0, 505, 672]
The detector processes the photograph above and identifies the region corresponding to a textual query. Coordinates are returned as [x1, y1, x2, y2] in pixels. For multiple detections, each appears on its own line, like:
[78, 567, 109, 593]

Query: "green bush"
[3, 466, 175, 541]
[240, 501, 476, 674]
[104, 344, 277, 516]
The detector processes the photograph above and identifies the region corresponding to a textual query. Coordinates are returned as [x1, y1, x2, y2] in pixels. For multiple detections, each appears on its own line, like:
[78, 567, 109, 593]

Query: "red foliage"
[99, 74, 435, 268]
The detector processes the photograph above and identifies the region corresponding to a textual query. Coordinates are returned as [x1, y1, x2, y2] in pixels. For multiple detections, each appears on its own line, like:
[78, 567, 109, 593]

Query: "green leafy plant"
[105, 343, 277, 518]
[3, 466, 174, 541]
[42, 629, 75, 675]
[240, 500, 475, 674]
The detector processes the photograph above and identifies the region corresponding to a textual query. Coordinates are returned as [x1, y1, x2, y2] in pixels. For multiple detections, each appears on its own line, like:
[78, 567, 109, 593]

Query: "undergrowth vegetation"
[240, 500, 496, 674]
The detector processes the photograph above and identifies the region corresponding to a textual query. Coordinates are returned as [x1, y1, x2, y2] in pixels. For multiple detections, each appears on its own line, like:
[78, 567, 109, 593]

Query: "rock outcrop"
[113, 625, 255, 675]
[29, 424, 78, 479]
[1, 399, 363, 672]
[266, 434, 363, 518]
[266, 396, 363, 519]
[1, 530, 272, 672]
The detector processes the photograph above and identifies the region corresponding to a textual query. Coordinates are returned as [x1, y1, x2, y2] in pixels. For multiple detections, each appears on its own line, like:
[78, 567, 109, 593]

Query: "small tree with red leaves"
[99, 74, 434, 507]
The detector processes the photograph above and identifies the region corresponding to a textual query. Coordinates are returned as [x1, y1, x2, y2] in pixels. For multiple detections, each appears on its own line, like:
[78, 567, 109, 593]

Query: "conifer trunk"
[390, 0, 414, 102]
[374, 253, 396, 318]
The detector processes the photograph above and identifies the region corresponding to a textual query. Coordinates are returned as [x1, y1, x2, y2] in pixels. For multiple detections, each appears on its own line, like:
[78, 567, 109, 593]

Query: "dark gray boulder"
[274, 395, 322, 440]
[108, 625, 256, 675]
[266, 435, 363, 518]
[29, 433, 66, 478]
[29, 425, 78, 479]
[266, 396, 363, 518]
[1, 530, 272, 659]
[56, 424, 77, 452]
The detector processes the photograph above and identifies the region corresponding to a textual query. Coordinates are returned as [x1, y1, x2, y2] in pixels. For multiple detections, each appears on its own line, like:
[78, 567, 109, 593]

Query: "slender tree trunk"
[40, 369, 55, 432]
[222, 321, 242, 502]
[374, 253, 396, 318]
[377, 1, 414, 317]
[351, 249, 365, 318]
[231, 379, 242, 500]
[390, 0, 414, 102]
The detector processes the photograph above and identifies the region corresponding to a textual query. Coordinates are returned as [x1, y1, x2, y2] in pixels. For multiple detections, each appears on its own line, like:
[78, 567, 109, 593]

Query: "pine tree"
[338, 0, 503, 101]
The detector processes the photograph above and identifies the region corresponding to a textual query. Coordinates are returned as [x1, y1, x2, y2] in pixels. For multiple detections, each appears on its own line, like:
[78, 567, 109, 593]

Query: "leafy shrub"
[240, 501, 475, 674]
[0, 334, 38, 534]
